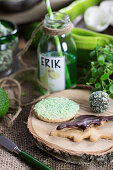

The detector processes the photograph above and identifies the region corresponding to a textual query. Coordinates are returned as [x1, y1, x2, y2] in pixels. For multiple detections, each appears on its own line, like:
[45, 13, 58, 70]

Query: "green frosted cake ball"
[89, 91, 109, 113]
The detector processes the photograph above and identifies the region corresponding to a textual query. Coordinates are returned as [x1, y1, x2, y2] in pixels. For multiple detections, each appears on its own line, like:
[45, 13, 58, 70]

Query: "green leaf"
[96, 45, 101, 51]
[91, 67, 98, 77]
[91, 67, 96, 73]
[100, 73, 109, 81]
[82, 68, 87, 74]
[90, 51, 95, 57]
[103, 48, 110, 55]
[107, 69, 113, 75]
[109, 84, 113, 94]
[91, 68, 97, 76]
[97, 67, 104, 75]
[89, 78, 95, 83]
[91, 62, 95, 66]
[97, 55, 105, 65]
[95, 82, 101, 89]
[103, 89, 107, 92]
[106, 54, 113, 62]
[92, 72, 98, 78]
[109, 94, 113, 98]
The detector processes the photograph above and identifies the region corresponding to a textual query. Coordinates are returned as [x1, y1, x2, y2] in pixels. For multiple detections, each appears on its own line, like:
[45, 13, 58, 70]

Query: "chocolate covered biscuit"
[57, 115, 113, 130]
[50, 126, 113, 142]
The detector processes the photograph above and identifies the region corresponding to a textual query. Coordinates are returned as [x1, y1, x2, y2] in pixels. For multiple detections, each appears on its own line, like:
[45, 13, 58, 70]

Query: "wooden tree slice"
[27, 89, 113, 165]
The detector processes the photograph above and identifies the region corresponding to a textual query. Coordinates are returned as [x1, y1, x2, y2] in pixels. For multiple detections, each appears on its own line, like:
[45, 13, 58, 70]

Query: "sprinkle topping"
[34, 97, 79, 120]
[89, 91, 109, 113]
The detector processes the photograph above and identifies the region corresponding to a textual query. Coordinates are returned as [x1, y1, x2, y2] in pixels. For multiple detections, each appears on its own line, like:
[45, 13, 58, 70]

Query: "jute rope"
[17, 21, 44, 67]
[42, 22, 73, 36]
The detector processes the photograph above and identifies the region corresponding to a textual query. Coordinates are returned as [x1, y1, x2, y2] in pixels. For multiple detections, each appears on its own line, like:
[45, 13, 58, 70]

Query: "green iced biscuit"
[33, 97, 79, 122]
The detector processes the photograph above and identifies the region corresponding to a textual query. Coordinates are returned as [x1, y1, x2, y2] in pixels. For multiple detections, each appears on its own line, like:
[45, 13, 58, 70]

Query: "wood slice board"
[27, 89, 113, 165]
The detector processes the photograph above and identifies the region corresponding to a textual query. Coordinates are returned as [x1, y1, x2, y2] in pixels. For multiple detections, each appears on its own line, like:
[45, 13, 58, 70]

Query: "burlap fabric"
[0, 50, 113, 170]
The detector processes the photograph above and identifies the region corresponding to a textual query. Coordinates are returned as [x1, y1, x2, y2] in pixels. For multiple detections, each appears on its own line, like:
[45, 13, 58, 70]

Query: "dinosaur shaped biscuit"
[50, 126, 113, 142]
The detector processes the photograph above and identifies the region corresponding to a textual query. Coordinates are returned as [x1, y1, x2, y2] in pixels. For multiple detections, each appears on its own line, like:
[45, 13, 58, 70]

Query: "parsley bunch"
[83, 44, 113, 97]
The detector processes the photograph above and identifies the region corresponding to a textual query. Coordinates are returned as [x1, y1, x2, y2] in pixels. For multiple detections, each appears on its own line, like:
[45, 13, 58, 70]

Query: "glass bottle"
[37, 12, 77, 93]
[0, 19, 18, 77]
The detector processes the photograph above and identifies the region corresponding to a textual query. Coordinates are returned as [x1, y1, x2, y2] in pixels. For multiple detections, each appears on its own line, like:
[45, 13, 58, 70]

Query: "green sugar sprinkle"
[34, 97, 79, 120]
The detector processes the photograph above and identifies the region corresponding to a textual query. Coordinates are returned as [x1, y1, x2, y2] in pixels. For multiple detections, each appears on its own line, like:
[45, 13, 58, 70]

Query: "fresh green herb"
[83, 44, 113, 97]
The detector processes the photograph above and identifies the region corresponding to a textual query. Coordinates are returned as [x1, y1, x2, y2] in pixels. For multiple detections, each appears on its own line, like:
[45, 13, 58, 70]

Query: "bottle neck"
[44, 12, 70, 29]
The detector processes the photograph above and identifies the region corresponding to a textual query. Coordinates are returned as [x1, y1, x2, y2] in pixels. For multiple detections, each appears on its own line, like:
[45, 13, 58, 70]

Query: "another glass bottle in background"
[37, 12, 77, 93]
[0, 20, 18, 77]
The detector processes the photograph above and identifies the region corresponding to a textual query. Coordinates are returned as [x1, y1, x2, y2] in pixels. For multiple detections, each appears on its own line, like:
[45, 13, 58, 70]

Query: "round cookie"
[33, 97, 79, 123]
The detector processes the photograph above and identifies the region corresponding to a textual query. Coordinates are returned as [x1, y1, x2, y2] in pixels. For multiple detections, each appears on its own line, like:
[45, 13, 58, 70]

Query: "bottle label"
[39, 54, 65, 92]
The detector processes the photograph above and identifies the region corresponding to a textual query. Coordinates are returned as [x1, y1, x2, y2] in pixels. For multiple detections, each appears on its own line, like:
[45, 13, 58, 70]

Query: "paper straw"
[45, 0, 63, 56]
[44, 0, 71, 88]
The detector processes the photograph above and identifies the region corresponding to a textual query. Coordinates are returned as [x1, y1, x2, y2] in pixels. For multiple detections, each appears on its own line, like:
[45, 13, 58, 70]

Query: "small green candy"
[89, 91, 109, 113]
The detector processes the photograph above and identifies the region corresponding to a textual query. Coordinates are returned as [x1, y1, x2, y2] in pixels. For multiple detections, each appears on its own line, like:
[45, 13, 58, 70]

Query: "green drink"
[65, 52, 77, 87]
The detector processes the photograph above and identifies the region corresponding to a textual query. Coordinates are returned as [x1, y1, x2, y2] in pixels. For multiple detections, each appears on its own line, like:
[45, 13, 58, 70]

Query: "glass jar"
[0, 19, 18, 77]
[37, 12, 77, 93]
